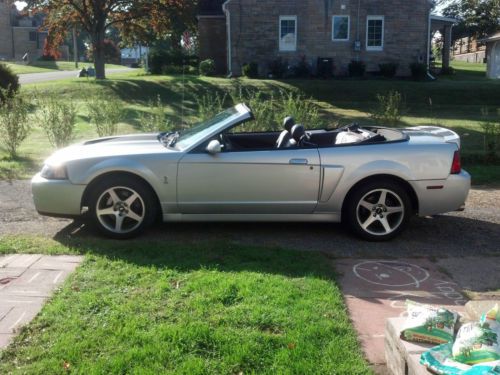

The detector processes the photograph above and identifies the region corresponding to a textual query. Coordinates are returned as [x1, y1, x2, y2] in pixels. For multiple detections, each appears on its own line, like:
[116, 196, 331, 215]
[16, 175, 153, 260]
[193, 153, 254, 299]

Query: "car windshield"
[167, 107, 239, 150]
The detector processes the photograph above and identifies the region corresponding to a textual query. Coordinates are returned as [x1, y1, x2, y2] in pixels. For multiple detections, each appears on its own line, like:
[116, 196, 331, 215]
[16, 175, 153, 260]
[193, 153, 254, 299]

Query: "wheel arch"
[341, 174, 419, 219]
[81, 171, 162, 219]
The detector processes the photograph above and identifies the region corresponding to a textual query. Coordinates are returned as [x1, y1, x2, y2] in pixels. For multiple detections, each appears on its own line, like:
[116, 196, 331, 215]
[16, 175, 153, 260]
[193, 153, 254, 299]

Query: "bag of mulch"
[421, 343, 500, 375]
[452, 304, 500, 365]
[401, 300, 458, 345]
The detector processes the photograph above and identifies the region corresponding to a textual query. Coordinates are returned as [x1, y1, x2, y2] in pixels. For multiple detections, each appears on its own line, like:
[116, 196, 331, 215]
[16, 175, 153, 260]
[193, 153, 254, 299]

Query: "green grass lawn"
[5, 61, 127, 74]
[0, 60, 499, 184]
[0, 236, 370, 374]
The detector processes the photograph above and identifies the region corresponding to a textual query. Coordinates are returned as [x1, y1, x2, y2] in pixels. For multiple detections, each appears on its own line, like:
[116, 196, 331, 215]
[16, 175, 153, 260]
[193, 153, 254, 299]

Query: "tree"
[27, 0, 198, 79]
[443, 0, 500, 41]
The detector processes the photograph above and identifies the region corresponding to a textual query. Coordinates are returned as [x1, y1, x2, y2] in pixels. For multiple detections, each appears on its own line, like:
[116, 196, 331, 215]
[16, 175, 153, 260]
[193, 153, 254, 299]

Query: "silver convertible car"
[32, 104, 470, 241]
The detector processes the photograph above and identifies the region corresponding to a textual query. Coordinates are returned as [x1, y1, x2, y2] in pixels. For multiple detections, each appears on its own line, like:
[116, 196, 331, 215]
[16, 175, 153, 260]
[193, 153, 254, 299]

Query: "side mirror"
[206, 139, 222, 155]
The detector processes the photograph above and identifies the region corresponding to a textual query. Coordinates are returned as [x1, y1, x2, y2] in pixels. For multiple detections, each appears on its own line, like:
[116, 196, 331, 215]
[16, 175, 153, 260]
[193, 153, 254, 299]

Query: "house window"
[332, 15, 350, 41]
[366, 16, 384, 51]
[279, 16, 297, 52]
[29, 31, 37, 42]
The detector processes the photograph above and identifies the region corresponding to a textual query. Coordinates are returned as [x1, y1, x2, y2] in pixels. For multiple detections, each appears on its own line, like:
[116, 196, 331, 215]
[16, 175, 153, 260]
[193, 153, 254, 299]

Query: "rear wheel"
[345, 180, 412, 241]
[88, 176, 157, 239]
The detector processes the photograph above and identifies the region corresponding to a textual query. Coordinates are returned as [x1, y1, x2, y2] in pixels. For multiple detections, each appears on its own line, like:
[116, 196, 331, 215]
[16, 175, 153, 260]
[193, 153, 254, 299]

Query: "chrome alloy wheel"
[96, 186, 146, 234]
[356, 188, 405, 236]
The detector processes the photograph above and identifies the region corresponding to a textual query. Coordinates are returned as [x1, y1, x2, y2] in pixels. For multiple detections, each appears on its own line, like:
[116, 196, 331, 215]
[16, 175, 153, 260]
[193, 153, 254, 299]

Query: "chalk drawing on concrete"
[353, 261, 430, 288]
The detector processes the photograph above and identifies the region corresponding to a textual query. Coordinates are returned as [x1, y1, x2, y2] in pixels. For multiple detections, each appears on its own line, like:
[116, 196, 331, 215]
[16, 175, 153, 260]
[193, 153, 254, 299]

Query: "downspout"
[426, 11, 435, 80]
[223, 0, 232, 77]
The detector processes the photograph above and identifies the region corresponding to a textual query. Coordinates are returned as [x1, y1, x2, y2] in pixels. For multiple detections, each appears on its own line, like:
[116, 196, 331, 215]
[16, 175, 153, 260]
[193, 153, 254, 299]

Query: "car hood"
[45, 133, 177, 165]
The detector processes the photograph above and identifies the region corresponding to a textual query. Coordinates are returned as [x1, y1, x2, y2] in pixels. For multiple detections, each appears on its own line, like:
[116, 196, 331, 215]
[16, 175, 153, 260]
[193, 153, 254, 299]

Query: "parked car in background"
[32, 104, 470, 241]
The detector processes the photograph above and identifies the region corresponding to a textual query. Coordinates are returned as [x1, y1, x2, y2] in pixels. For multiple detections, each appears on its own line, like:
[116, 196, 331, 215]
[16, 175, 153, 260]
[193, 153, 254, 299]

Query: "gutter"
[222, 0, 233, 76]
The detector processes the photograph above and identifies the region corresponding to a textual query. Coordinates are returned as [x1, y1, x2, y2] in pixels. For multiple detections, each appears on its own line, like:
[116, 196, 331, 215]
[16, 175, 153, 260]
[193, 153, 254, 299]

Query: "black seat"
[291, 124, 316, 147]
[275, 116, 295, 149]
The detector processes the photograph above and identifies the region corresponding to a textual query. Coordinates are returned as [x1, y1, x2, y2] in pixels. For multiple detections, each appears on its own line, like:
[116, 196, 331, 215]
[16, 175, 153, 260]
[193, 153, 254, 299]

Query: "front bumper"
[31, 173, 86, 218]
[409, 170, 471, 217]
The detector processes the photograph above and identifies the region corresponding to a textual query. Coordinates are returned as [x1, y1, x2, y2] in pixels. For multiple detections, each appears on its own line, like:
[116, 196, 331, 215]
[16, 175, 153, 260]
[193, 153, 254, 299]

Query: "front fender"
[68, 157, 167, 203]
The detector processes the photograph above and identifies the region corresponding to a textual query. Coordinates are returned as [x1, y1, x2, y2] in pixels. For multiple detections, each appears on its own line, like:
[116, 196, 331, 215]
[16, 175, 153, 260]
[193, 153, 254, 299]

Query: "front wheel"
[345, 181, 412, 241]
[88, 176, 157, 239]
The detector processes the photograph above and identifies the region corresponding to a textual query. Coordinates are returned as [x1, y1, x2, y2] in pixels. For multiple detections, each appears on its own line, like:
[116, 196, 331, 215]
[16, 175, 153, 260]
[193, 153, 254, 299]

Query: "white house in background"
[481, 32, 500, 79]
[121, 46, 149, 66]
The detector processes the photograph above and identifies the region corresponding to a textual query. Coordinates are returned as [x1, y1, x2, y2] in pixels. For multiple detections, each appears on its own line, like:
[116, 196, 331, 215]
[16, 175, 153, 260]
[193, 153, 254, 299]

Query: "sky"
[15, 1, 27, 10]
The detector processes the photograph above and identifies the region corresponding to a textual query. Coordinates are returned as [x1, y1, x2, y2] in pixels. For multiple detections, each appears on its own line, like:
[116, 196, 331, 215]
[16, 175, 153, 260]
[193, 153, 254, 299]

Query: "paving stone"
[465, 300, 500, 321]
[436, 257, 500, 292]
[0, 305, 44, 334]
[2, 254, 42, 269]
[0, 334, 14, 348]
[0, 254, 17, 267]
[30, 255, 83, 271]
[0, 306, 12, 320]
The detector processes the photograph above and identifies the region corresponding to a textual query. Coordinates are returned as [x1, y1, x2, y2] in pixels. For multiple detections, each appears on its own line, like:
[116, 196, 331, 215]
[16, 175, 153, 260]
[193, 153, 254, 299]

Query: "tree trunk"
[92, 30, 106, 79]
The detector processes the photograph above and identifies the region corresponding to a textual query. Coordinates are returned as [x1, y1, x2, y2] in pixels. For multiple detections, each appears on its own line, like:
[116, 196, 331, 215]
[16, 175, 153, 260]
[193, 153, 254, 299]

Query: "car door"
[177, 147, 321, 214]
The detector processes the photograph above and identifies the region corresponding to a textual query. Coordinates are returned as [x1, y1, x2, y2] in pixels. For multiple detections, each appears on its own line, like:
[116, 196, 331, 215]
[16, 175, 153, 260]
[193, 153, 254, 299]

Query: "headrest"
[291, 124, 305, 141]
[283, 116, 295, 132]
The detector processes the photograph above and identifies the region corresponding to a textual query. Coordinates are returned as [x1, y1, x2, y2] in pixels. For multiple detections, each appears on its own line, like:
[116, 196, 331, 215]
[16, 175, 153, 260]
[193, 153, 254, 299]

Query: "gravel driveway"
[0, 180, 499, 258]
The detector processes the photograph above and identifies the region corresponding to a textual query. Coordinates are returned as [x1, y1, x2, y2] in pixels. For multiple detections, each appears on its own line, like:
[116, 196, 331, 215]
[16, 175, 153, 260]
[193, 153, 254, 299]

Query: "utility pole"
[73, 26, 78, 69]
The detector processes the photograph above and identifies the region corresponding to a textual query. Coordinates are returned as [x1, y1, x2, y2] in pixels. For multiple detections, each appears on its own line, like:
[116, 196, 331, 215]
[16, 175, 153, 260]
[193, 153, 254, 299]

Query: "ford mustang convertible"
[32, 103, 470, 241]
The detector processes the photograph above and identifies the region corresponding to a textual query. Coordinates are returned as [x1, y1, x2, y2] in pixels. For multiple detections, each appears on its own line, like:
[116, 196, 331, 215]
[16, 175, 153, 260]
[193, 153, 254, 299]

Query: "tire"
[88, 176, 158, 239]
[345, 180, 412, 241]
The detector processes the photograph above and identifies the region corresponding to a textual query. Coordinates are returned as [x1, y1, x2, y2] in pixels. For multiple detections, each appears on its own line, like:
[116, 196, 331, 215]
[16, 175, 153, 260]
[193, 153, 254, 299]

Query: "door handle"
[289, 158, 308, 165]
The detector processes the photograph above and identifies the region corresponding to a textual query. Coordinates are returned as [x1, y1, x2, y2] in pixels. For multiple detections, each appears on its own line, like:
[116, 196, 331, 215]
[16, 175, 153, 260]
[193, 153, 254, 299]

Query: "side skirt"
[162, 213, 341, 223]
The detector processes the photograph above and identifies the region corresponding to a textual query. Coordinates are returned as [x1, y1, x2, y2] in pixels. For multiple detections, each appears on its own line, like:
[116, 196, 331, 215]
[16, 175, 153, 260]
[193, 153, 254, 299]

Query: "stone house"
[198, 0, 454, 77]
[0, 0, 48, 61]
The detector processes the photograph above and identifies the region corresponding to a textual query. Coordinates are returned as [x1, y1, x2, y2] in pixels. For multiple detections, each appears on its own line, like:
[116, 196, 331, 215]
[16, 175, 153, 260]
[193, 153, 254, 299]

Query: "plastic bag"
[401, 300, 458, 345]
[453, 304, 500, 365]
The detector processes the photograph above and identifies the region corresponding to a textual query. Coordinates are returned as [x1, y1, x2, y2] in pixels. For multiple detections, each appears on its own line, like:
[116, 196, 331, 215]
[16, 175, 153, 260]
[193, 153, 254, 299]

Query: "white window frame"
[366, 15, 385, 51]
[332, 15, 350, 42]
[279, 15, 297, 52]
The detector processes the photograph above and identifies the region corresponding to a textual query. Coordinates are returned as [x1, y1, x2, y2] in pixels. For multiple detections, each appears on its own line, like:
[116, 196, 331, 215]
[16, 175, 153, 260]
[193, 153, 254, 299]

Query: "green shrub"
[348, 60, 366, 77]
[199, 59, 216, 76]
[36, 93, 78, 148]
[268, 57, 288, 79]
[196, 92, 227, 120]
[242, 62, 259, 78]
[379, 63, 398, 78]
[440, 66, 455, 76]
[0, 89, 30, 158]
[87, 93, 124, 137]
[479, 107, 500, 163]
[148, 49, 198, 75]
[139, 95, 175, 132]
[278, 91, 322, 128]
[0, 63, 20, 104]
[409, 63, 427, 81]
[371, 90, 404, 126]
[292, 55, 311, 78]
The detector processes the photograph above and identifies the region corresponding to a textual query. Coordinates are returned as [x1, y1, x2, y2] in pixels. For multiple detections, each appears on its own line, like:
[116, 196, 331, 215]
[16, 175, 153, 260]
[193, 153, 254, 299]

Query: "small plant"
[268, 57, 288, 79]
[87, 93, 124, 137]
[196, 92, 227, 121]
[199, 59, 216, 76]
[242, 62, 259, 78]
[139, 95, 174, 132]
[0, 63, 20, 104]
[348, 60, 366, 77]
[371, 90, 404, 126]
[379, 63, 398, 78]
[410, 62, 427, 81]
[36, 93, 78, 148]
[278, 90, 322, 128]
[0, 89, 30, 158]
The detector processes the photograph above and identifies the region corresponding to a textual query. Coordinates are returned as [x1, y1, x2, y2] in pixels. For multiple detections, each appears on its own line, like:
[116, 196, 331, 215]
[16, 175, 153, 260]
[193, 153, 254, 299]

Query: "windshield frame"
[166, 104, 252, 152]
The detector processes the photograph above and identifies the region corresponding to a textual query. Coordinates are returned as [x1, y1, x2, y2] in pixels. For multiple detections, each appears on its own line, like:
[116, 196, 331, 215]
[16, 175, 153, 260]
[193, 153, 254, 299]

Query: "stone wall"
[225, 0, 431, 76]
[198, 16, 227, 75]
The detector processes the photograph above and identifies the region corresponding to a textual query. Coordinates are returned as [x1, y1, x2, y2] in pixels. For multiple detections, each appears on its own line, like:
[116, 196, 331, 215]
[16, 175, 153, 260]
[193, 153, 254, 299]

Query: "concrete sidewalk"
[0, 254, 83, 348]
[334, 257, 500, 373]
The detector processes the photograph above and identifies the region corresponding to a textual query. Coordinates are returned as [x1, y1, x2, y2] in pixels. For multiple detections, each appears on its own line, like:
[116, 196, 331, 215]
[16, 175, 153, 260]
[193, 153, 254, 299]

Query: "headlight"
[41, 164, 68, 180]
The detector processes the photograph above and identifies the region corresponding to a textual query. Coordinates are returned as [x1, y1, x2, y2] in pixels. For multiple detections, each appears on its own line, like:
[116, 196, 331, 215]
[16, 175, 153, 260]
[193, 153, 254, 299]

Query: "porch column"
[442, 25, 452, 69]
